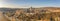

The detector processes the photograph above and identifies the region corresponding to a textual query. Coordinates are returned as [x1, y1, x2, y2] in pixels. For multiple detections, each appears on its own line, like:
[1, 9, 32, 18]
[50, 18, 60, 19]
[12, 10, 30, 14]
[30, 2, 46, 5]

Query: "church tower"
[30, 6, 33, 13]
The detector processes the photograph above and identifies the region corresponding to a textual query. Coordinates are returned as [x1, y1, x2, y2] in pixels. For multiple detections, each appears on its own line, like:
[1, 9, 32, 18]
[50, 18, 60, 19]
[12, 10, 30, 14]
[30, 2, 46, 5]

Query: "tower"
[30, 6, 33, 13]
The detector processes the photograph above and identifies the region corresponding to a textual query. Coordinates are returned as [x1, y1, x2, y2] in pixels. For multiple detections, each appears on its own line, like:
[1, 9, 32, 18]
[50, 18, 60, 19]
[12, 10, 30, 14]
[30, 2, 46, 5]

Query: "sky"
[0, 0, 60, 8]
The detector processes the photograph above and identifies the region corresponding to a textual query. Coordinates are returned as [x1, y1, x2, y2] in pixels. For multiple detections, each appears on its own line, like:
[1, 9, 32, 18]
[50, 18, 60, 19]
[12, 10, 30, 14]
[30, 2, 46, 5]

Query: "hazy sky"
[0, 0, 60, 8]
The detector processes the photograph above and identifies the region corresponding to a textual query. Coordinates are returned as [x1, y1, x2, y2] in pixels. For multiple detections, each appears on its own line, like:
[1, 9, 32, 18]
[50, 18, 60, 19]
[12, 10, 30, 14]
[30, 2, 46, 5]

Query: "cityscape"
[0, 0, 60, 21]
[0, 7, 60, 21]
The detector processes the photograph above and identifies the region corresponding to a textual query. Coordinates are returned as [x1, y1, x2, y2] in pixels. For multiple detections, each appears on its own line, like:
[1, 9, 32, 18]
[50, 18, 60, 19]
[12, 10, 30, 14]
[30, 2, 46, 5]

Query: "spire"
[31, 6, 32, 8]
[30, 6, 32, 9]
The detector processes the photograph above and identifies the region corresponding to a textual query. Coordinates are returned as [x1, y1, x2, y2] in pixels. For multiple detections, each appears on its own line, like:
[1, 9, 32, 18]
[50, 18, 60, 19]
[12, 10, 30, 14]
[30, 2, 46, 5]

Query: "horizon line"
[0, 6, 60, 8]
